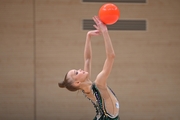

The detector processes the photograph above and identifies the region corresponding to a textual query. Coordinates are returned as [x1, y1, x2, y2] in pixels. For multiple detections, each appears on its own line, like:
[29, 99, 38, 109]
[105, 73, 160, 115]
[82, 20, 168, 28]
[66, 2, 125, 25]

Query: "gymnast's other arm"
[84, 29, 101, 80]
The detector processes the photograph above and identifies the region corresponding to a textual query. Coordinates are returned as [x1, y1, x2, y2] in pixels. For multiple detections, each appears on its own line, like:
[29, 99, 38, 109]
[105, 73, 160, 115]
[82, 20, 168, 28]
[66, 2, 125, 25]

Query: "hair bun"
[58, 82, 65, 88]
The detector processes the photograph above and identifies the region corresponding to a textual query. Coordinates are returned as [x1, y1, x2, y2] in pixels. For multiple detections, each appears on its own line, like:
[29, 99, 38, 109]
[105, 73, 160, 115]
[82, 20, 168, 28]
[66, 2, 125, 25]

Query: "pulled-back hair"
[58, 72, 79, 92]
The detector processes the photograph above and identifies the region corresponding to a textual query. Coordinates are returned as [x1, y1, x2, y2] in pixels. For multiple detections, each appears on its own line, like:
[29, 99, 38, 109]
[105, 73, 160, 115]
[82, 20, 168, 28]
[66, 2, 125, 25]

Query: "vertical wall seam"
[33, 0, 36, 120]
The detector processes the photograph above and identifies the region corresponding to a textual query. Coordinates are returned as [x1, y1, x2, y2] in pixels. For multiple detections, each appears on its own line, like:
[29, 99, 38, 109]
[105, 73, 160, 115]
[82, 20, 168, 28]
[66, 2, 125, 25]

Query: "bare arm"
[84, 30, 101, 80]
[93, 16, 115, 87]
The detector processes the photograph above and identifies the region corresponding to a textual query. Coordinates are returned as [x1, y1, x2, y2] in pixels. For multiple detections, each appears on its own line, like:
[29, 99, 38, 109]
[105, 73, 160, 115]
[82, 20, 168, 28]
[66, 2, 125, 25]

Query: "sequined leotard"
[84, 83, 120, 120]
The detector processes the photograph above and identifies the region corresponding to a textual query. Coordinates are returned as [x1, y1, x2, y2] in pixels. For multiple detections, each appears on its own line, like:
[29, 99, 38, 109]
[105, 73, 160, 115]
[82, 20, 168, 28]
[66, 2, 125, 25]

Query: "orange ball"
[99, 3, 120, 25]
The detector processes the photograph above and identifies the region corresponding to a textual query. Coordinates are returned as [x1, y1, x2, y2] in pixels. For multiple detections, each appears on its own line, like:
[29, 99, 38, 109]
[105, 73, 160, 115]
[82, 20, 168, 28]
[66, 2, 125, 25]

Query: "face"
[67, 69, 88, 83]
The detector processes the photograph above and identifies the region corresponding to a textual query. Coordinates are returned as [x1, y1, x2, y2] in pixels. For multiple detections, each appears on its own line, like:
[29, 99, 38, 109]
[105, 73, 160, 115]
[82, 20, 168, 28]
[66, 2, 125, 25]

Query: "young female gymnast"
[58, 16, 120, 120]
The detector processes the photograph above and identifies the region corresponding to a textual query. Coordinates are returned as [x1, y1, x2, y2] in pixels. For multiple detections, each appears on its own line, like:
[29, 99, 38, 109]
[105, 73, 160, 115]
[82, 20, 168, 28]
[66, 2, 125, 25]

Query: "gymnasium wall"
[0, 0, 180, 120]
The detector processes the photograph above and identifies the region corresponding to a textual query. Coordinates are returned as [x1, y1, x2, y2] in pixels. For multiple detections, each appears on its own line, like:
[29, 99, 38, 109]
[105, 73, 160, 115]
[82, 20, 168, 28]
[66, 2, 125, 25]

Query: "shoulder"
[94, 81, 108, 91]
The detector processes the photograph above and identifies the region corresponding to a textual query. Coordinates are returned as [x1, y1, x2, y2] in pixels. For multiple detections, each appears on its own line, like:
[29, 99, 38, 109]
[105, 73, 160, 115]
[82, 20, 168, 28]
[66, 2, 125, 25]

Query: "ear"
[73, 81, 80, 87]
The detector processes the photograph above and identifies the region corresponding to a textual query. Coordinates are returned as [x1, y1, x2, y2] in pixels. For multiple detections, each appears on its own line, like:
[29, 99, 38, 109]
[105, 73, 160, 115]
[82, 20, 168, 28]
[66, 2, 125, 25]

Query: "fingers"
[93, 16, 101, 25]
[92, 15, 107, 32]
[93, 16, 101, 30]
[94, 30, 100, 34]
[93, 25, 98, 30]
[93, 16, 98, 24]
[88, 30, 101, 37]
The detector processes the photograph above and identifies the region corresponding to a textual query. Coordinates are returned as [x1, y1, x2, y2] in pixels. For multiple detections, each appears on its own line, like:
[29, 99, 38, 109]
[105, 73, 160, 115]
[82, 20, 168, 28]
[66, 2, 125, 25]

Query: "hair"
[58, 72, 79, 92]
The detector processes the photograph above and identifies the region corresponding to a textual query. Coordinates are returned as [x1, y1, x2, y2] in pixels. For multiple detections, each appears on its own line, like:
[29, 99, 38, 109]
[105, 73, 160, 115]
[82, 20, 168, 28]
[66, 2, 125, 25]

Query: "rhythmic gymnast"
[58, 16, 120, 120]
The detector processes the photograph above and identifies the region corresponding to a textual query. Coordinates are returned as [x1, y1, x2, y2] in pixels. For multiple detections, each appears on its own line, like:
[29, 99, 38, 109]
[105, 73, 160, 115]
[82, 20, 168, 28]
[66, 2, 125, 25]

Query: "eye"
[76, 71, 78, 75]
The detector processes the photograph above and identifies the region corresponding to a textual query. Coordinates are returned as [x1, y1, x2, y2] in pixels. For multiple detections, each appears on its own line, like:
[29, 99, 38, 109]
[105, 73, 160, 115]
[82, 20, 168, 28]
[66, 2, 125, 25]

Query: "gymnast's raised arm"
[93, 16, 115, 87]
[84, 28, 101, 80]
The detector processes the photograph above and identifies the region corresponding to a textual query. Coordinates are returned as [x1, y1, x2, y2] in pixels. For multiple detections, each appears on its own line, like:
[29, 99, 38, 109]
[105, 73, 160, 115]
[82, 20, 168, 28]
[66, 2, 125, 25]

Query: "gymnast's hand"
[93, 16, 107, 33]
[87, 30, 101, 37]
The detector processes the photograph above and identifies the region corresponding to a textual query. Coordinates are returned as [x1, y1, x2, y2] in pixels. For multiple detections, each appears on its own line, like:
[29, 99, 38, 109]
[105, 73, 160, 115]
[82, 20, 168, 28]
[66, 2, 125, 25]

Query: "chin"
[84, 72, 89, 79]
[83, 71, 88, 75]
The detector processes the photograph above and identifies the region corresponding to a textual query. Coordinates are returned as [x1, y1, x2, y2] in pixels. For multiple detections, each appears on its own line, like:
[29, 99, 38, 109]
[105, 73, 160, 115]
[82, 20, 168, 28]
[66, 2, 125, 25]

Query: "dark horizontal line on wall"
[83, 19, 146, 31]
[82, 0, 146, 3]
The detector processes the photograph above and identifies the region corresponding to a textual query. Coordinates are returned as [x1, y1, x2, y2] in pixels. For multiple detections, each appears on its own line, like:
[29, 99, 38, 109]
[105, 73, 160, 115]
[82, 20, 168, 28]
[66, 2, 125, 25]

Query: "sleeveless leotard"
[84, 83, 120, 120]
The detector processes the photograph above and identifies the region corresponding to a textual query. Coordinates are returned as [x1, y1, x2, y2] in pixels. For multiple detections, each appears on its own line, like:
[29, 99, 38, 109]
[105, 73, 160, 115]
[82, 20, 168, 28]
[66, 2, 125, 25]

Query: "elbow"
[85, 58, 91, 63]
[108, 53, 115, 59]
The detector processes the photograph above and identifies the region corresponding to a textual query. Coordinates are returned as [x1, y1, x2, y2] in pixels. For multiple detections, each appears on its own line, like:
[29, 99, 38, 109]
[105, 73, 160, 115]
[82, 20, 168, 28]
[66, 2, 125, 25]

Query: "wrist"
[87, 32, 91, 38]
[101, 28, 108, 34]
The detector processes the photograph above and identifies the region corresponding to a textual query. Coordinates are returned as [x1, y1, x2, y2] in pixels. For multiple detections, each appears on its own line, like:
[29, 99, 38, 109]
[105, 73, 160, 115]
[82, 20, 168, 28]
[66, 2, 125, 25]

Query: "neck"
[80, 80, 92, 94]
